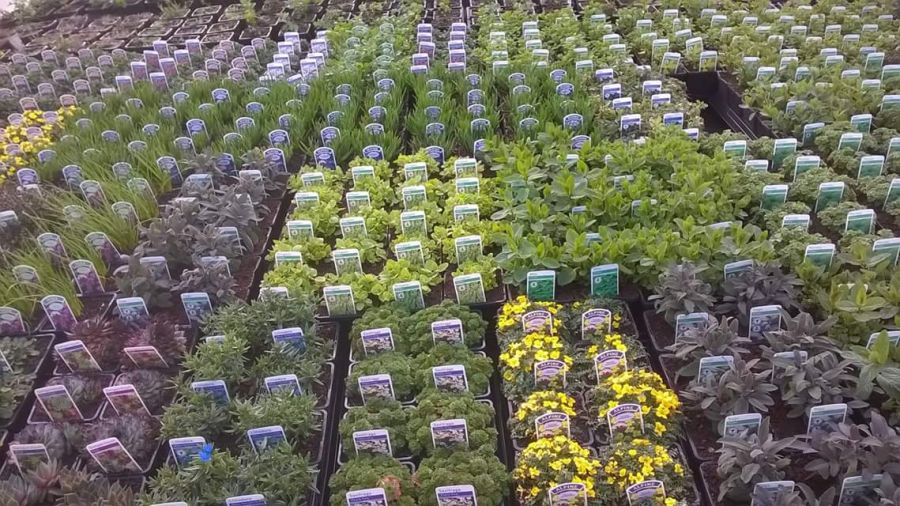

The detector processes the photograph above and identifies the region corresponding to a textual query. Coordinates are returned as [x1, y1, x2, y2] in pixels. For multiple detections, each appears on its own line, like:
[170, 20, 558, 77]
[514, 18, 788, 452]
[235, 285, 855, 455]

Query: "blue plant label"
[40, 295, 77, 333]
[271, 327, 306, 354]
[159, 106, 176, 119]
[269, 129, 290, 148]
[169, 437, 206, 469]
[186, 119, 206, 137]
[174, 136, 195, 153]
[190, 380, 229, 406]
[181, 292, 213, 323]
[314, 147, 336, 169]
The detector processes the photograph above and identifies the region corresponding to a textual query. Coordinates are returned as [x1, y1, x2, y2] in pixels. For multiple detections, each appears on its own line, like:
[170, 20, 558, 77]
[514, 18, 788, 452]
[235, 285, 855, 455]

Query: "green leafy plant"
[340, 398, 411, 457]
[413, 345, 493, 397]
[327, 455, 416, 506]
[231, 391, 321, 451]
[407, 392, 497, 457]
[182, 337, 248, 392]
[374, 258, 448, 303]
[401, 301, 487, 355]
[347, 352, 416, 403]
[159, 390, 231, 442]
[682, 357, 777, 424]
[416, 450, 509, 506]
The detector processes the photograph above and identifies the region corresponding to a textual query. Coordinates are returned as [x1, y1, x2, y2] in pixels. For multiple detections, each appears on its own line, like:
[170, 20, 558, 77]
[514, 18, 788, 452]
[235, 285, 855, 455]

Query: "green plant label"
[886, 178, 900, 207]
[116, 297, 149, 325]
[581, 308, 612, 337]
[772, 138, 797, 169]
[804, 244, 836, 269]
[432, 319, 465, 346]
[781, 214, 810, 230]
[761, 185, 788, 210]
[535, 412, 571, 439]
[454, 235, 483, 265]
[294, 192, 320, 210]
[454, 158, 477, 178]
[346, 489, 388, 506]
[264, 374, 302, 396]
[431, 418, 469, 449]
[698, 355, 733, 381]
[872, 238, 900, 265]
[607, 403, 644, 437]
[699, 50, 718, 71]
[453, 204, 480, 223]
[353, 429, 392, 457]
[845, 209, 875, 234]
[865, 51, 885, 71]
[345, 192, 371, 214]
[436, 486, 477, 506]
[651, 39, 669, 60]
[361, 328, 394, 356]
[455, 177, 480, 194]
[274, 251, 303, 267]
[724, 259, 753, 279]
[54, 340, 101, 372]
[402, 186, 427, 209]
[332, 249, 363, 275]
[801, 122, 825, 146]
[815, 182, 845, 211]
[526, 270, 556, 301]
[433, 364, 469, 393]
[340, 217, 368, 239]
[9, 443, 50, 475]
[807, 403, 847, 434]
[247, 425, 286, 454]
[86, 437, 141, 474]
[883, 64, 900, 79]
[395, 241, 425, 266]
[745, 159, 769, 172]
[723, 413, 762, 437]
[858, 155, 885, 178]
[838, 132, 863, 152]
[272, 327, 306, 354]
[404, 162, 428, 181]
[393, 281, 425, 311]
[792, 155, 820, 180]
[286, 220, 314, 240]
[749, 304, 782, 340]
[590, 264, 619, 297]
[358, 374, 394, 403]
[454, 274, 486, 305]
[301, 172, 326, 187]
[751, 482, 796, 506]
[169, 437, 206, 470]
[534, 359, 567, 388]
[181, 292, 213, 323]
[324, 285, 357, 317]
[0, 307, 26, 336]
[351, 166, 375, 183]
[104, 384, 150, 416]
[400, 211, 427, 236]
[35, 385, 84, 421]
[675, 313, 711, 338]
[851, 113, 873, 133]
[756, 66, 776, 80]
[594, 350, 627, 381]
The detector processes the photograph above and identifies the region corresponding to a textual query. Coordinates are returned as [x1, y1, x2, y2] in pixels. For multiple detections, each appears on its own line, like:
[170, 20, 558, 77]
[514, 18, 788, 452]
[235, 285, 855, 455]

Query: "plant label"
[436, 486, 477, 506]
[758, 184, 789, 213]
[526, 270, 555, 301]
[358, 374, 394, 403]
[845, 209, 875, 234]
[749, 305, 782, 340]
[698, 355, 733, 381]
[35, 385, 83, 421]
[10, 444, 50, 474]
[454, 235, 483, 265]
[347, 488, 387, 506]
[453, 204, 480, 223]
[838, 132, 863, 152]
[104, 384, 150, 416]
[867, 331, 900, 349]
[535, 412, 571, 439]
[123, 346, 168, 369]
[594, 350, 627, 381]
[590, 264, 619, 297]
[169, 436, 205, 469]
[581, 308, 612, 337]
[724, 259, 754, 280]
[403, 162, 428, 182]
[804, 244, 836, 269]
[815, 182, 845, 211]
[274, 251, 303, 267]
[675, 313, 711, 339]
[41, 295, 77, 332]
[402, 185, 428, 209]
[400, 211, 427, 236]
[839, 475, 882, 505]
[802, 123, 824, 146]
[395, 241, 425, 265]
[872, 238, 900, 266]
[190, 380, 230, 406]
[523, 310, 553, 334]
[86, 437, 141, 474]
[851, 114, 873, 133]
[607, 403, 644, 436]
[247, 425, 287, 454]
[858, 155, 884, 178]
[793, 155, 821, 180]
[362, 328, 394, 356]
[751, 482, 795, 506]
[333, 249, 363, 275]
[626, 480, 666, 505]
[12, 265, 38, 285]
[534, 359, 567, 388]
[431, 418, 469, 449]
[294, 192, 320, 210]
[807, 403, 848, 435]
[55, 340, 101, 372]
[454, 274, 486, 305]
[265, 374, 303, 396]
[271, 327, 306, 354]
[116, 297, 150, 325]
[781, 214, 810, 230]
[745, 159, 769, 172]
[723, 413, 762, 437]
[433, 364, 469, 393]
[0, 307, 26, 336]
[393, 281, 425, 311]
[772, 138, 797, 169]
[431, 319, 465, 346]
[181, 292, 213, 323]
[353, 429, 392, 457]
[226, 495, 267, 506]
[455, 177, 480, 194]
[324, 285, 356, 317]
[548, 483, 587, 506]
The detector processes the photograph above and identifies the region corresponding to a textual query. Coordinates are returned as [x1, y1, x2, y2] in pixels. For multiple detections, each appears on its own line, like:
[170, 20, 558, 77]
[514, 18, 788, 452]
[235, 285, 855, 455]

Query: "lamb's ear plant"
[716, 417, 798, 502]
[667, 316, 750, 378]
[650, 262, 716, 324]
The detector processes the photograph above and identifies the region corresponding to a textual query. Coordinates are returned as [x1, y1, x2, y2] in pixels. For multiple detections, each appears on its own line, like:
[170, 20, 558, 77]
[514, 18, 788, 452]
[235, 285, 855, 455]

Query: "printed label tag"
[430, 418, 469, 449]
[169, 436, 206, 469]
[353, 429, 392, 456]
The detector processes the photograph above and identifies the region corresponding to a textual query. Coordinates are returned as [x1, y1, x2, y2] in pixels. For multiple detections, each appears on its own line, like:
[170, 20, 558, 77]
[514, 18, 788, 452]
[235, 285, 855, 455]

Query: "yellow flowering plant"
[559, 299, 635, 340]
[497, 296, 564, 342]
[569, 334, 651, 387]
[598, 439, 693, 504]
[509, 391, 581, 442]
[585, 369, 682, 444]
[499, 331, 574, 402]
[0, 106, 74, 183]
[513, 435, 601, 506]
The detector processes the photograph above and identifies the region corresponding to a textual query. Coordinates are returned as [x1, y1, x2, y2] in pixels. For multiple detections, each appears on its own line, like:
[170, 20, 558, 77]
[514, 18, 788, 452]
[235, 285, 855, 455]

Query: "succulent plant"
[716, 417, 798, 501]
[13, 423, 77, 461]
[55, 466, 136, 504]
[762, 310, 839, 355]
[682, 357, 777, 424]
[0, 371, 36, 420]
[45, 374, 104, 408]
[718, 263, 802, 325]
[116, 369, 175, 413]
[0, 337, 41, 369]
[65, 316, 130, 370]
[82, 414, 160, 472]
[667, 316, 751, 378]
[124, 320, 187, 367]
[175, 260, 237, 306]
[0, 460, 63, 505]
[114, 255, 175, 310]
[650, 262, 717, 324]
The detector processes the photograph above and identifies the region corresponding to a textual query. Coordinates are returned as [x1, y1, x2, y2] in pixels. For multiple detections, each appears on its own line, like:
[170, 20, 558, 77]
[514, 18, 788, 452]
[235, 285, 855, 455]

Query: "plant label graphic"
[86, 437, 141, 473]
[625, 480, 666, 505]
[804, 244, 836, 269]
[838, 132, 863, 152]
[432, 319, 465, 346]
[760, 185, 788, 210]
[723, 413, 762, 437]
[265, 374, 303, 396]
[272, 327, 306, 354]
[358, 374, 395, 403]
[402, 186, 428, 209]
[723, 260, 754, 280]
[345, 193, 371, 215]
[453, 204, 480, 223]
[395, 241, 425, 266]
[69, 259, 104, 295]
[675, 313, 711, 339]
[431, 418, 469, 449]
[324, 285, 356, 317]
[116, 297, 150, 325]
[436, 485, 478, 506]
[771, 138, 797, 169]
[534, 360, 567, 388]
[607, 403, 644, 437]
[353, 429, 392, 457]
[286, 220, 315, 240]
[333, 249, 363, 275]
[362, 328, 395, 356]
[247, 425, 287, 454]
[0, 307, 26, 336]
[535, 412, 571, 438]
[858, 155, 885, 178]
[698, 355, 734, 381]
[751, 482, 795, 506]
[55, 340, 101, 372]
[453, 272, 487, 307]
[872, 238, 900, 266]
[169, 436, 205, 470]
[181, 292, 213, 323]
[839, 475, 882, 505]
[191, 380, 230, 406]
[526, 270, 555, 301]
[433, 364, 469, 393]
[455, 236, 483, 265]
[781, 214, 810, 230]
[590, 264, 619, 297]
[346, 488, 388, 506]
[122, 346, 168, 369]
[9, 444, 50, 474]
[522, 310, 553, 333]
[400, 211, 427, 236]
[807, 403, 848, 434]
[393, 281, 425, 311]
[41, 295, 77, 332]
[104, 384, 151, 416]
[815, 182, 845, 212]
[548, 482, 587, 506]
[845, 209, 875, 234]
[594, 350, 627, 381]
[581, 308, 612, 338]
[226, 494, 267, 506]
[454, 158, 477, 178]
